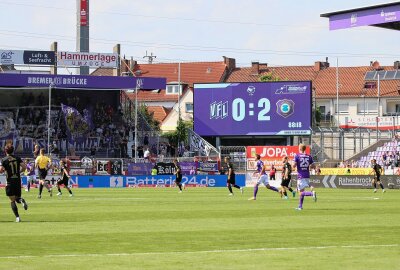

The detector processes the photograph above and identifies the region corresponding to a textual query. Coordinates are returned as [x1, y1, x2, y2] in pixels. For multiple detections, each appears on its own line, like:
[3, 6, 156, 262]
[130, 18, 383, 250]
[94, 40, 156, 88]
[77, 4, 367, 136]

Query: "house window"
[166, 85, 182, 95]
[357, 102, 377, 114]
[335, 103, 349, 114]
[185, 103, 193, 113]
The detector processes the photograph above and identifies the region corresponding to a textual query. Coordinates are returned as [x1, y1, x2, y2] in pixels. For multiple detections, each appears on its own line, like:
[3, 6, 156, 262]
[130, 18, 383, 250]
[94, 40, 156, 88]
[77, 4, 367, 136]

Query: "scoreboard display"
[194, 82, 312, 136]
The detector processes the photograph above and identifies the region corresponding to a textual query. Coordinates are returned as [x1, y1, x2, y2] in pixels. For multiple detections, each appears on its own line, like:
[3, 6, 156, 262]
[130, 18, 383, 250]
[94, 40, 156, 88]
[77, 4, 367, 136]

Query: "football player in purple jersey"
[293, 144, 316, 210]
[248, 154, 280, 200]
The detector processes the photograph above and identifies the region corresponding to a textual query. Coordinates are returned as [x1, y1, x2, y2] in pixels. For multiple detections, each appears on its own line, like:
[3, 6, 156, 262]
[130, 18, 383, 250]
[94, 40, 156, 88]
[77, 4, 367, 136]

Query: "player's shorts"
[297, 178, 310, 190]
[57, 177, 69, 187]
[269, 175, 276, 180]
[257, 175, 269, 186]
[374, 175, 381, 182]
[175, 176, 182, 183]
[38, 168, 47, 180]
[6, 179, 22, 197]
[27, 175, 36, 183]
[281, 178, 291, 187]
[227, 174, 236, 185]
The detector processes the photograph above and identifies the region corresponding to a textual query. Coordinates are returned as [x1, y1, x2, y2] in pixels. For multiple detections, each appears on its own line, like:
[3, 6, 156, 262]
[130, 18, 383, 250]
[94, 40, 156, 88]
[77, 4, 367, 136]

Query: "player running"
[293, 144, 316, 210]
[24, 159, 36, 192]
[56, 160, 74, 197]
[35, 148, 52, 198]
[225, 156, 244, 196]
[173, 159, 184, 193]
[248, 154, 279, 200]
[280, 156, 296, 199]
[0, 144, 29, 222]
[371, 159, 385, 193]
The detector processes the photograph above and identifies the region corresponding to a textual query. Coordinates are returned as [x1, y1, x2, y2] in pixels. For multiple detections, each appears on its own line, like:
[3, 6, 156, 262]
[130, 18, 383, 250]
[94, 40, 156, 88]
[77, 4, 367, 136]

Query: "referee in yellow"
[35, 148, 52, 198]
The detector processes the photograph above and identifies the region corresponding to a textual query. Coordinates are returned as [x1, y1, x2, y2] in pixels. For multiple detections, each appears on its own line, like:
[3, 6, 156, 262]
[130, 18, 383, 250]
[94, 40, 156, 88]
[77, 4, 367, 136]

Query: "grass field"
[0, 187, 398, 270]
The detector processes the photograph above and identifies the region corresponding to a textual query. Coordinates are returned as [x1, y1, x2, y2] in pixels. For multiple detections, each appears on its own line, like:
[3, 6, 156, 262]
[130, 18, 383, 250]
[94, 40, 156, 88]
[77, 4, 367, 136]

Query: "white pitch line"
[0, 244, 397, 259]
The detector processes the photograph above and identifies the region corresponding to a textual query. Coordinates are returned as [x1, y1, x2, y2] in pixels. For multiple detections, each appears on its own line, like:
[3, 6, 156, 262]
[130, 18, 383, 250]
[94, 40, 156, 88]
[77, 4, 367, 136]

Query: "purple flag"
[61, 104, 93, 143]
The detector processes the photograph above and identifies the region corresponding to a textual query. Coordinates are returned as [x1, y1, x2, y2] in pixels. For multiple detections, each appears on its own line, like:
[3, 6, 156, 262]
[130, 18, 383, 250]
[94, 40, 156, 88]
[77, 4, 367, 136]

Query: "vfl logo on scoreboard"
[210, 101, 228, 119]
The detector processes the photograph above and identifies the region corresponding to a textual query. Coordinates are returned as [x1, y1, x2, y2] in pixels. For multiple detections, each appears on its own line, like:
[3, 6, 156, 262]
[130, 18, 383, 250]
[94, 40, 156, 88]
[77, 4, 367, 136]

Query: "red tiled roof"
[92, 60, 228, 102]
[91, 61, 228, 86]
[126, 89, 180, 102]
[227, 64, 400, 98]
[147, 106, 171, 123]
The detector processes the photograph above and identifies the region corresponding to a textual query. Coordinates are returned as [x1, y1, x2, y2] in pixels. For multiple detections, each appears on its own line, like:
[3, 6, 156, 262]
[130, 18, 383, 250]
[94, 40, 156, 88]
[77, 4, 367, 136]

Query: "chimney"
[314, 61, 322, 71]
[120, 59, 129, 74]
[223, 56, 236, 71]
[394, 61, 400, 69]
[251, 61, 260, 75]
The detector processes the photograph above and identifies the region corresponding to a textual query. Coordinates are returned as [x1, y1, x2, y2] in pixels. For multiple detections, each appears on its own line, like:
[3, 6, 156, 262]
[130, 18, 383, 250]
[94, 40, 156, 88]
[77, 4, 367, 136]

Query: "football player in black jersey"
[0, 144, 29, 222]
[56, 160, 74, 197]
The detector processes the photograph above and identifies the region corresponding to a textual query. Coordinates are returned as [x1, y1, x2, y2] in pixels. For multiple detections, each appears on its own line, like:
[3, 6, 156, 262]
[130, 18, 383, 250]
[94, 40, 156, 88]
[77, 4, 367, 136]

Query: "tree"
[259, 72, 281, 82]
[139, 104, 160, 131]
[162, 118, 192, 146]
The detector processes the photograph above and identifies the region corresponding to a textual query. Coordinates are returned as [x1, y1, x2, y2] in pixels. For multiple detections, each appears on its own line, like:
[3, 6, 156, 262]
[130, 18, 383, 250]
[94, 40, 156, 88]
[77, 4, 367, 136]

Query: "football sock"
[283, 191, 288, 197]
[178, 184, 182, 191]
[233, 184, 241, 189]
[288, 187, 294, 192]
[373, 183, 377, 188]
[228, 184, 233, 193]
[254, 185, 259, 198]
[15, 197, 22, 204]
[27, 181, 30, 191]
[380, 183, 384, 189]
[39, 183, 43, 195]
[299, 193, 305, 208]
[303, 191, 313, 196]
[68, 189, 73, 194]
[58, 187, 62, 193]
[11, 201, 19, 218]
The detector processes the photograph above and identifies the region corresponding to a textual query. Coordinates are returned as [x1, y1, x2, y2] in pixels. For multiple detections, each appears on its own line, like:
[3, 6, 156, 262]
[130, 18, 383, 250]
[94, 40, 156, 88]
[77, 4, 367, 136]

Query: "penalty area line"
[0, 244, 398, 259]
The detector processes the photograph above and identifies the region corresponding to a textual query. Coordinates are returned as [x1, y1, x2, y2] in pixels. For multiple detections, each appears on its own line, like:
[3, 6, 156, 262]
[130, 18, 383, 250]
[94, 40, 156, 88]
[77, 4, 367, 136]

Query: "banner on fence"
[246, 146, 310, 171]
[61, 104, 93, 144]
[96, 160, 109, 175]
[198, 161, 219, 172]
[127, 163, 153, 175]
[320, 168, 373, 175]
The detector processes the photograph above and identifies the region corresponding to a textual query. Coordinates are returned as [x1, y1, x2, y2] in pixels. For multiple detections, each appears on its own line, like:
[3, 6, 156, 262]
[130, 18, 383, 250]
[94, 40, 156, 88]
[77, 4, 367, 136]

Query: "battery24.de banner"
[194, 82, 312, 136]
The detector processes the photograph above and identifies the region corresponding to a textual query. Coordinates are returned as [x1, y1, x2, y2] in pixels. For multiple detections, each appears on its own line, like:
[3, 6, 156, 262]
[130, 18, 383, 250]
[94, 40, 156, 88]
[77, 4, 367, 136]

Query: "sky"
[0, 0, 399, 68]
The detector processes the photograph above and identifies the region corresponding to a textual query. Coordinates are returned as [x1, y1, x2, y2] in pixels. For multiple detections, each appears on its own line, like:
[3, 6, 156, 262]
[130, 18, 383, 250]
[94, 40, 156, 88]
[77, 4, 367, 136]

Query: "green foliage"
[315, 107, 322, 123]
[162, 118, 192, 145]
[139, 104, 160, 131]
[259, 72, 281, 82]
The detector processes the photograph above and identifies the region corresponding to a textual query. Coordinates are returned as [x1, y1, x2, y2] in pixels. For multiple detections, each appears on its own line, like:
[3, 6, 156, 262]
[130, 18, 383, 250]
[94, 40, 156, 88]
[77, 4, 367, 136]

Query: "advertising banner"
[0, 73, 166, 90]
[96, 160, 110, 175]
[246, 146, 310, 171]
[35, 174, 244, 188]
[110, 160, 123, 175]
[155, 162, 175, 175]
[341, 116, 400, 130]
[198, 161, 219, 173]
[0, 50, 55, 65]
[127, 163, 153, 175]
[194, 82, 312, 136]
[80, 0, 88, 26]
[320, 168, 373, 175]
[57, 52, 118, 68]
[327, 4, 400, 30]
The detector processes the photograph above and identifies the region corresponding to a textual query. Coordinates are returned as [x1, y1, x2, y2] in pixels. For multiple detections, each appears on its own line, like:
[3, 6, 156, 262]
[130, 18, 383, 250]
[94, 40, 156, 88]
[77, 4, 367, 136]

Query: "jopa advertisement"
[0, 50, 55, 65]
[194, 82, 312, 136]
[246, 145, 310, 171]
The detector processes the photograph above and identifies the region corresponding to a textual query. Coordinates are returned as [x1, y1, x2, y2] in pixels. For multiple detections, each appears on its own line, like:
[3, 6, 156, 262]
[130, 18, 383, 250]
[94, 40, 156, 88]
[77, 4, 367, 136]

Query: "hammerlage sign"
[57, 51, 118, 68]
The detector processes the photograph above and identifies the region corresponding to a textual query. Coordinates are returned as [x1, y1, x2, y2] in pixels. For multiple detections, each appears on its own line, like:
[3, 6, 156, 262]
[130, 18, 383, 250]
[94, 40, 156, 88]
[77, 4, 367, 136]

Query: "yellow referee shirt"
[35, 155, 51, 169]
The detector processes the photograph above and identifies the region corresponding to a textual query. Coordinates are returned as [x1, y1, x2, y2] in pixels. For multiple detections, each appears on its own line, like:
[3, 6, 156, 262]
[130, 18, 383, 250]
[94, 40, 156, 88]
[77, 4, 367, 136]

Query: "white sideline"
[0, 244, 397, 259]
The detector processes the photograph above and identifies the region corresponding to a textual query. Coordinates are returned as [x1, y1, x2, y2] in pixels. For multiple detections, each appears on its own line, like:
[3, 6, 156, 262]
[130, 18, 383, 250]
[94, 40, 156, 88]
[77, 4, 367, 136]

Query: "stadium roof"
[321, 2, 400, 31]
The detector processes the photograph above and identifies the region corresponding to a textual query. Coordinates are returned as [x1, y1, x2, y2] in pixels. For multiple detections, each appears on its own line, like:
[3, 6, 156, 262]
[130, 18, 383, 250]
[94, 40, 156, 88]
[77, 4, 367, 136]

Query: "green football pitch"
[0, 187, 398, 270]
